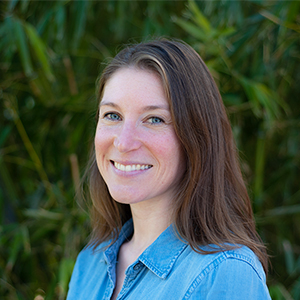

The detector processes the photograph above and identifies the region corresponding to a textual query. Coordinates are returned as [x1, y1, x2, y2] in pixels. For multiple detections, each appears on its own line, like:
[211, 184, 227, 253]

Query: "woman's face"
[95, 68, 185, 208]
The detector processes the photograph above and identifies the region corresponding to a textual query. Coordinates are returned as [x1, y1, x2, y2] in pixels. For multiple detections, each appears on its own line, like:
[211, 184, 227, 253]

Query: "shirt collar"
[104, 219, 188, 279]
[139, 225, 188, 279]
[104, 219, 134, 266]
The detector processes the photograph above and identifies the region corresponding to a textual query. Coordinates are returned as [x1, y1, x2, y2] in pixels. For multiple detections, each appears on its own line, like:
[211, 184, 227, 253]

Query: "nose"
[113, 122, 142, 153]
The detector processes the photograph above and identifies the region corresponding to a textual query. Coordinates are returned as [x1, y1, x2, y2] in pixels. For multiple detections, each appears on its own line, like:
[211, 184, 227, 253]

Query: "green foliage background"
[0, 1, 299, 299]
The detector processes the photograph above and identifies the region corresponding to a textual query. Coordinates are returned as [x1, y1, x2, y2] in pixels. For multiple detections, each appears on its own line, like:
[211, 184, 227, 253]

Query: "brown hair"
[86, 38, 268, 273]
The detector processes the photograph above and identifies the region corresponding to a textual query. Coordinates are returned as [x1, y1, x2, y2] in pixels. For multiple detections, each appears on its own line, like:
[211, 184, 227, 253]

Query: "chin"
[109, 191, 141, 205]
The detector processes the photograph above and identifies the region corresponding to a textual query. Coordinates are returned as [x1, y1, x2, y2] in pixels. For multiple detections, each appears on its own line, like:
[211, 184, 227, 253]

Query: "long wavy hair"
[85, 38, 268, 273]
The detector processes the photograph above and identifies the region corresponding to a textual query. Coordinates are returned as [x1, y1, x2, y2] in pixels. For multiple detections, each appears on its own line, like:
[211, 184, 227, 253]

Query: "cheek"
[152, 134, 184, 167]
[94, 131, 103, 149]
[94, 129, 113, 173]
[94, 134, 103, 157]
[94, 126, 112, 151]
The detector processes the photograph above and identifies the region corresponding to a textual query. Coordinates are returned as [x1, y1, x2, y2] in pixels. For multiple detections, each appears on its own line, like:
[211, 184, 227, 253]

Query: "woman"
[67, 39, 271, 299]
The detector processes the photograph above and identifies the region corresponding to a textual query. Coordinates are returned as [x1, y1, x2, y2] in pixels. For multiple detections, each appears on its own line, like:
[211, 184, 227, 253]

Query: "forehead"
[101, 68, 169, 107]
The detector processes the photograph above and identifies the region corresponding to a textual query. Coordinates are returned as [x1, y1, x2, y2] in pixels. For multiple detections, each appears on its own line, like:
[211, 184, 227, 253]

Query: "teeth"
[114, 162, 152, 172]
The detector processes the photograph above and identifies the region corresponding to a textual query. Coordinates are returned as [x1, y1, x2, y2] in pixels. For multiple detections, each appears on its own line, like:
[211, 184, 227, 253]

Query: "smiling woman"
[66, 39, 271, 300]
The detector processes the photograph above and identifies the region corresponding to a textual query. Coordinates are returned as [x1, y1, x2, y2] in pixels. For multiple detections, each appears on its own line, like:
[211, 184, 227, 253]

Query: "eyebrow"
[143, 105, 169, 111]
[100, 101, 119, 108]
[100, 101, 169, 111]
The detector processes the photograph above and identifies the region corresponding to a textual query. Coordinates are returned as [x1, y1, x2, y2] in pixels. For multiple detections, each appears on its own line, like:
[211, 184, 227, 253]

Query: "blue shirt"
[67, 219, 271, 299]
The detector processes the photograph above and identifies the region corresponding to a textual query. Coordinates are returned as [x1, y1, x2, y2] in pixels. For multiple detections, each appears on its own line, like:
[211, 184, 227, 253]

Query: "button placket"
[133, 263, 142, 271]
[118, 264, 144, 300]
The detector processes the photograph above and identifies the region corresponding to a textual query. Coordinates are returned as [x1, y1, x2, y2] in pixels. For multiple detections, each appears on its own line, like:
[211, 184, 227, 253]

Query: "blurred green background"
[0, 0, 299, 299]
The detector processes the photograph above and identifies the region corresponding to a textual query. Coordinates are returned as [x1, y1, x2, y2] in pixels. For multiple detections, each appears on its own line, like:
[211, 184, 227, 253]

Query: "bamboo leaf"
[286, 1, 300, 23]
[269, 284, 294, 300]
[24, 22, 55, 81]
[6, 230, 23, 272]
[20, 225, 31, 254]
[20, 0, 30, 13]
[283, 240, 295, 275]
[172, 16, 208, 41]
[238, 76, 281, 120]
[0, 126, 12, 147]
[238, 77, 262, 117]
[13, 17, 34, 77]
[260, 9, 300, 33]
[72, 1, 88, 50]
[188, 0, 211, 33]
[7, 0, 19, 12]
[57, 258, 75, 298]
[55, 4, 66, 41]
[291, 278, 300, 300]
[220, 27, 236, 37]
[23, 209, 63, 220]
[265, 204, 300, 218]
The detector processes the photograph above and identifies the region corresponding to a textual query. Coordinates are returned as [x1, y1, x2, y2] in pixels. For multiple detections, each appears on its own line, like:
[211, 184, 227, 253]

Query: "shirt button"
[133, 263, 141, 270]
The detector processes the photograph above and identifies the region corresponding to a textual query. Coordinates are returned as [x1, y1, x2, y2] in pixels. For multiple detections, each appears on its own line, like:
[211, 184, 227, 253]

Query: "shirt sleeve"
[188, 258, 271, 300]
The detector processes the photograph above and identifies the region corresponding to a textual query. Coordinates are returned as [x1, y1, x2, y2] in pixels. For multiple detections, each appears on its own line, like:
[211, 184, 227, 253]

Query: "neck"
[128, 199, 173, 255]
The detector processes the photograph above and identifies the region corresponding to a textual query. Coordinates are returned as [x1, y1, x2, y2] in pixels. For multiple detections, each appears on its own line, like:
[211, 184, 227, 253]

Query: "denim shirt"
[67, 220, 271, 299]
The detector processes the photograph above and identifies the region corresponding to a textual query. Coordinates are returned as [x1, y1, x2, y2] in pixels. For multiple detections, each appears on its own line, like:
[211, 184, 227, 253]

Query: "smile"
[113, 161, 153, 172]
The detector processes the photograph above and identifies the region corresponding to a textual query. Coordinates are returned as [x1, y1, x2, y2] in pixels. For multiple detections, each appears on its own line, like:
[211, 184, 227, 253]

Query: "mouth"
[111, 160, 153, 172]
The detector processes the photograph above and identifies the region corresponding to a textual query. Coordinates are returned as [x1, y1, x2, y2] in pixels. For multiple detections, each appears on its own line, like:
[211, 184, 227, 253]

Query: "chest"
[69, 260, 203, 300]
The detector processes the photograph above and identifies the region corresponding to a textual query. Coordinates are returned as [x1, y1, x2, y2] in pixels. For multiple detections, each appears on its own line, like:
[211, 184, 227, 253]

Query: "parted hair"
[86, 38, 268, 273]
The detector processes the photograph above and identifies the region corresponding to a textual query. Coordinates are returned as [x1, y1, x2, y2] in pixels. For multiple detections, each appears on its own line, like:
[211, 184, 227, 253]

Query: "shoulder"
[183, 246, 270, 300]
[182, 245, 265, 280]
[67, 242, 110, 300]
[68, 242, 109, 283]
[219, 246, 266, 280]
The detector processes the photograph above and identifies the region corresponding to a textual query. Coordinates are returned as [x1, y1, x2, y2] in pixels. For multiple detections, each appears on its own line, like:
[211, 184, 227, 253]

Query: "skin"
[94, 68, 186, 299]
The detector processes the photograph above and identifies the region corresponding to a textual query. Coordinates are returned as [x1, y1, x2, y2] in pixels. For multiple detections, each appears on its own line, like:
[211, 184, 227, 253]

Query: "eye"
[104, 112, 121, 121]
[147, 117, 164, 124]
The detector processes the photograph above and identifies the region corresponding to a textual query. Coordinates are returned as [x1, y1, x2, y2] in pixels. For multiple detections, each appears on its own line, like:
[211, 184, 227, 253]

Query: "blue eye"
[149, 117, 164, 124]
[104, 113, 121, 121]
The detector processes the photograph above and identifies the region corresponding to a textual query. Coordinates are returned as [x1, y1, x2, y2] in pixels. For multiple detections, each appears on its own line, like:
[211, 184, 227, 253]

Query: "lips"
[112, 161, 153, 172]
